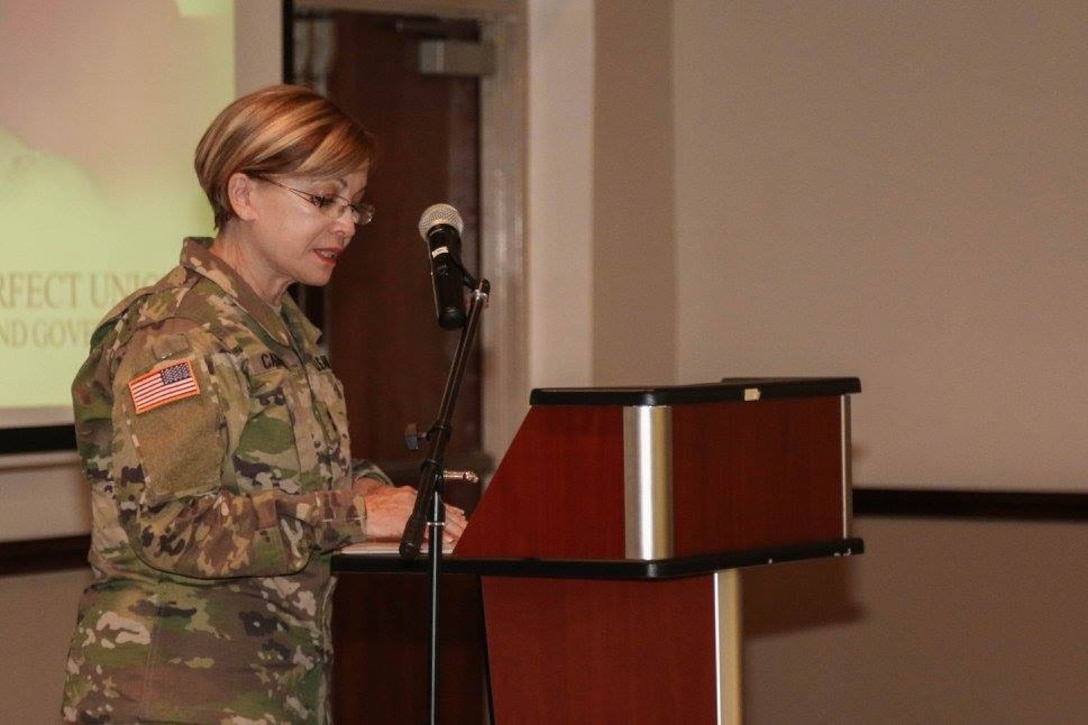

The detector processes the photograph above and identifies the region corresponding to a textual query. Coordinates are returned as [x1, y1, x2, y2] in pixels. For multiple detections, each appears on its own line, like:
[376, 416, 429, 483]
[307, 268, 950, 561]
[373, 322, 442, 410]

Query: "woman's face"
[244, 169, 370, 301]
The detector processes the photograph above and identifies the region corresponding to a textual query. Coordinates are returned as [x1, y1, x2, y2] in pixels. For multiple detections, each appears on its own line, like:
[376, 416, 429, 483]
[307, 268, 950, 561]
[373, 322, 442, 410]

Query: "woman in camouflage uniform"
[61, 85, 467, 724]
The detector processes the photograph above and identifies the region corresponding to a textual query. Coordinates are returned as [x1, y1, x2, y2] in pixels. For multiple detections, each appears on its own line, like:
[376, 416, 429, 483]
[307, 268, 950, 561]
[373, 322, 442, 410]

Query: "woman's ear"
[226, 172, 259, 222]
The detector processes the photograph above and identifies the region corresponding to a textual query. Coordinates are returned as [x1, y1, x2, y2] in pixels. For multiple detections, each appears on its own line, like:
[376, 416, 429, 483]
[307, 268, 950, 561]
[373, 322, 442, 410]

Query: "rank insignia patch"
[128, 359, 201, 414]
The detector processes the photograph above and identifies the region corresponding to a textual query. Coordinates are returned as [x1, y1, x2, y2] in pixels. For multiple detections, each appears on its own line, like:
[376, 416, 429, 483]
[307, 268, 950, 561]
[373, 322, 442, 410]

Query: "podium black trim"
[529, 377, 861, 407]
[333, 537, 864, 580]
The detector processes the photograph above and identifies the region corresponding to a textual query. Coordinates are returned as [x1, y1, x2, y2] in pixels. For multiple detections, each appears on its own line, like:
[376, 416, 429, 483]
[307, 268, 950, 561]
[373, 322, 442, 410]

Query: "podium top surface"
[529, 377, 861, 407]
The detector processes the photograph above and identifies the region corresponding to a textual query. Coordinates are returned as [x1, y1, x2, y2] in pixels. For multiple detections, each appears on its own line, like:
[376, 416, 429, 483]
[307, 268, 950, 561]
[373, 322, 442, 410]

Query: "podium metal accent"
[624, 404, 674, 559]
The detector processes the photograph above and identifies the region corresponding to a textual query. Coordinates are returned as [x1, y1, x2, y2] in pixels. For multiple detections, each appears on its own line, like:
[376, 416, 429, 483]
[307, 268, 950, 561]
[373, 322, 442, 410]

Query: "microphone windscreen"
[418, 203, 464, 239]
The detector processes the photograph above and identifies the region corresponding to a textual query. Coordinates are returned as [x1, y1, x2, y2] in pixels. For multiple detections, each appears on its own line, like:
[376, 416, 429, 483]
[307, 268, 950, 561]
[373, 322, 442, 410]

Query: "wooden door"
[291, 10, 489, 723]
[305, 11, 485, 492]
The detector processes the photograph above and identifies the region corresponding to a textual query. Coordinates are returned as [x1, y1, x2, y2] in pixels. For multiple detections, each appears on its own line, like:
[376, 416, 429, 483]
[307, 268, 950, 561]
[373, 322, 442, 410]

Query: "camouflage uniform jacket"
[63, 237, 387, 724]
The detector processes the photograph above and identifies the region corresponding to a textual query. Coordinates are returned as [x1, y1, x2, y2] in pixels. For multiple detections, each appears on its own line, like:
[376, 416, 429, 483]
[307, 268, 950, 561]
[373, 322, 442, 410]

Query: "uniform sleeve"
[352, 458, 395, 486]
[111, 320, 372, 579]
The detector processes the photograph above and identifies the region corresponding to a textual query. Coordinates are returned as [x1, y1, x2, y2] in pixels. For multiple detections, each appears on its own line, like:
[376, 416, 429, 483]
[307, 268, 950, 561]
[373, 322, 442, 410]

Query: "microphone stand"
[399, 272, 489, 725]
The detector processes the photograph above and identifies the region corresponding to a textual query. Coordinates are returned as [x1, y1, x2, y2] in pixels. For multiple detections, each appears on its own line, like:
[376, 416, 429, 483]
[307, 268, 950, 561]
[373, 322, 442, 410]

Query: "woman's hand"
[354, 478, 468, 546]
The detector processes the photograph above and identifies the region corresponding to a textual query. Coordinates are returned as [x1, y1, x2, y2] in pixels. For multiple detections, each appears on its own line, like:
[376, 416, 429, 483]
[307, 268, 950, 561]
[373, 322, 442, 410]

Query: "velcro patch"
[128, 359, 202, 415]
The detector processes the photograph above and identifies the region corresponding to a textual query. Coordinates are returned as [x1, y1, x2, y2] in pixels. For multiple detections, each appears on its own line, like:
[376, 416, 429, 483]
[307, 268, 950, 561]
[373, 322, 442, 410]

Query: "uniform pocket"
[234, 362, 305, 494]
[311, 366, 351, 452]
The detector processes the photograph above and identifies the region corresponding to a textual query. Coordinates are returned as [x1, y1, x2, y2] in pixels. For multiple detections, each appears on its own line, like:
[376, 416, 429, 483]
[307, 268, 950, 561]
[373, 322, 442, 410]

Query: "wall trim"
[0, 425, 76, 455]
[854, 487, 1088, 521]
[0, 535, 89, 577]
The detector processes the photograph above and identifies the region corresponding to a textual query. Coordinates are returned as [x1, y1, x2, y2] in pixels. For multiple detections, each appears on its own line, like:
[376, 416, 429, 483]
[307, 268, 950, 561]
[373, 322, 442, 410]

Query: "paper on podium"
[340, 540, 455, 556]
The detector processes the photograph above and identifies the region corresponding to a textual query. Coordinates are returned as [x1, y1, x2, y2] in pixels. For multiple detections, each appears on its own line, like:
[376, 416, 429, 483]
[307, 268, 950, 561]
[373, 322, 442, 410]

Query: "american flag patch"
[128, 359, 202, 415]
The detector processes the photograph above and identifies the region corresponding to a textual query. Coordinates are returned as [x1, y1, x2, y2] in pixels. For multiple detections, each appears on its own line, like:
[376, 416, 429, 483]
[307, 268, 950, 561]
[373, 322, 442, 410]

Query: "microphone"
[418, 203, 467, 330]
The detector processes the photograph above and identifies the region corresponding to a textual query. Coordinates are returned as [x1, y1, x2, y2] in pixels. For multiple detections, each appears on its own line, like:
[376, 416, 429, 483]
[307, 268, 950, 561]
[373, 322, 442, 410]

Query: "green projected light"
[0, 1, 234, 422]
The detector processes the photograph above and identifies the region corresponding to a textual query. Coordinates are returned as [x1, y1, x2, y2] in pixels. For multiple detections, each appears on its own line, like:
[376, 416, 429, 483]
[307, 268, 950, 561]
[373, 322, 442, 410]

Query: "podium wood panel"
[454, 405, 627, 559]
[455, 394, 847, 560]
[331, 573, 486, 723]
[482, 575, 722, 724]
[672, 395, 845, 553]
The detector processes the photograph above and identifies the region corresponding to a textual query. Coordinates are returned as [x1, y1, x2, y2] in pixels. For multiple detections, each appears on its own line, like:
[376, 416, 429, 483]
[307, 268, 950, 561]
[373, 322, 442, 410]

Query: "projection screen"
[0, 0, 235, 431]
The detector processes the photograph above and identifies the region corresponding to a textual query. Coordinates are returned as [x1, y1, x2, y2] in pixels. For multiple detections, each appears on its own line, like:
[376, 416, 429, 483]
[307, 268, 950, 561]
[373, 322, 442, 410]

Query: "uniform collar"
[180, 236, 323, 350]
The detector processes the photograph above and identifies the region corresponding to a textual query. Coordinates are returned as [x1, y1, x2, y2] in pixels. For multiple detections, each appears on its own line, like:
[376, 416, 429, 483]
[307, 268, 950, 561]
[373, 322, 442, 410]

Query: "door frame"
[292, 0, 529, 462]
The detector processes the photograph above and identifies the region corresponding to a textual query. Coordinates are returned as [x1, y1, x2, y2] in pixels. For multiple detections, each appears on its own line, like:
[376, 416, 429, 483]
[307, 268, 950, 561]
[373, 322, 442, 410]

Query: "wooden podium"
[333, 378, 863, 723]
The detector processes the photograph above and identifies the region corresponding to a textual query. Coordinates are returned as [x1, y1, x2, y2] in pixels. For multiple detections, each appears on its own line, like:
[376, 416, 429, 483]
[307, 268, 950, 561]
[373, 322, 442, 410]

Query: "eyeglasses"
[254, 176, 375, 226]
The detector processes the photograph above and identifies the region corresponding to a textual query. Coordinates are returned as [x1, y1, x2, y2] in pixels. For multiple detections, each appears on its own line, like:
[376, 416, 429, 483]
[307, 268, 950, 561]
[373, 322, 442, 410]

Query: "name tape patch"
[128, 359, 202, 415]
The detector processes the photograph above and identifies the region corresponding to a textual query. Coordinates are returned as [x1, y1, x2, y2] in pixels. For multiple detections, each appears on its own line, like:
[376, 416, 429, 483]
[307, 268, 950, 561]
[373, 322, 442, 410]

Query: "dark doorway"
[292, 9, 487, 496]
[289, 8, 490, 723]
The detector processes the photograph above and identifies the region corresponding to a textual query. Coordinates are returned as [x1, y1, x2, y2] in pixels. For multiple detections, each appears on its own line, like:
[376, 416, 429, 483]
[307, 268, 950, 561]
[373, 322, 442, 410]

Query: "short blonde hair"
[194, 84, 376, 229]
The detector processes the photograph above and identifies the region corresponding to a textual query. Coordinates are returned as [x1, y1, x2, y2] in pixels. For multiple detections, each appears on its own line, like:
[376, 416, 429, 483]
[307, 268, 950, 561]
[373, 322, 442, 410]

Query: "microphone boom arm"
[399, 276, 489, 558]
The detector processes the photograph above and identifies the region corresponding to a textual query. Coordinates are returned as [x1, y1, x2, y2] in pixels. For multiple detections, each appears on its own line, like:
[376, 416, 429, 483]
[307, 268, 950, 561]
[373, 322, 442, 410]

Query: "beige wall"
[528, 0, 679, 388]
[0, 569, 91, 724]
[673, 0, 1088, 492]
[591, 0, 677, 385]
[527, 0, 595, 388]
[745, 517, 1088, 723]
